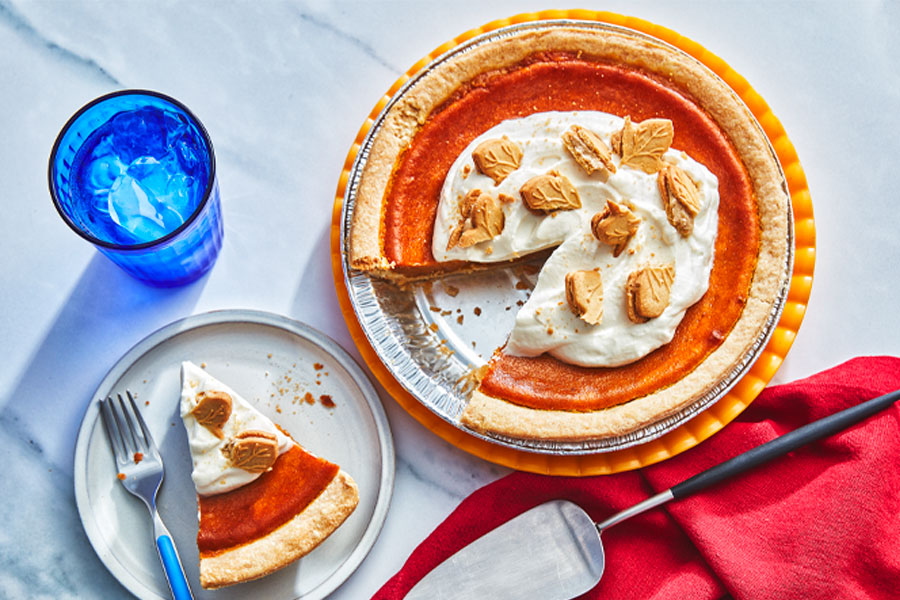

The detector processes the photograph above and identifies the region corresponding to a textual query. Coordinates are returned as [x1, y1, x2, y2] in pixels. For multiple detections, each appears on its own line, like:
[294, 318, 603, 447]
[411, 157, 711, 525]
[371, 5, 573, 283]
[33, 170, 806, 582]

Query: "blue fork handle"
[156, 535, 193, 600]
[153, 513, 194, 600]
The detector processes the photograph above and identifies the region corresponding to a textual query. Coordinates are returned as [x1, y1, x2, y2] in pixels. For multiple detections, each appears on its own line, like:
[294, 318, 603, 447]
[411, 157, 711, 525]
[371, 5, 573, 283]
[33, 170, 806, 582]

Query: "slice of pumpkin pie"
[179, 361, 358, 589]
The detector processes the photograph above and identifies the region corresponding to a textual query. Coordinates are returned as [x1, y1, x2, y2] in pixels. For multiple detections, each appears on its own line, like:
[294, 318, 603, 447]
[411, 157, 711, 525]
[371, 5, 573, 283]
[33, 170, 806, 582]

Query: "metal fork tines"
[100, 391, 194, 600]
[102, 392, 164, 502]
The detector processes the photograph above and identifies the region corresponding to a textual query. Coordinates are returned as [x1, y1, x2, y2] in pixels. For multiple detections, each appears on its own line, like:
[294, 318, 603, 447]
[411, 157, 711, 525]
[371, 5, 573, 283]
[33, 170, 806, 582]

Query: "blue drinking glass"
[49, 90, 223, 287]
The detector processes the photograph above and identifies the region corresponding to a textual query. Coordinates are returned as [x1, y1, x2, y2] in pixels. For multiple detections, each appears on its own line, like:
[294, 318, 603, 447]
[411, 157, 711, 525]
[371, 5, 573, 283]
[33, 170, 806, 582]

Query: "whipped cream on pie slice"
[180, 361, 293, 495]
[432, 111, 719, 367]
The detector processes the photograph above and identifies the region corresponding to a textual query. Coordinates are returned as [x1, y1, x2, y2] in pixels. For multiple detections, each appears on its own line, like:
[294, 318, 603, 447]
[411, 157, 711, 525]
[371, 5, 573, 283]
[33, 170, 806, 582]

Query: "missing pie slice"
[179, 361, 358, 589]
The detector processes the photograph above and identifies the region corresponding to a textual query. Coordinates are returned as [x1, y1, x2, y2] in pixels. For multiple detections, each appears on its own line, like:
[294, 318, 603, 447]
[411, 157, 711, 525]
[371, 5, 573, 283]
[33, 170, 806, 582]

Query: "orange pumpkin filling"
[381, 53, 759, 412]
[197, 446, 338, 555]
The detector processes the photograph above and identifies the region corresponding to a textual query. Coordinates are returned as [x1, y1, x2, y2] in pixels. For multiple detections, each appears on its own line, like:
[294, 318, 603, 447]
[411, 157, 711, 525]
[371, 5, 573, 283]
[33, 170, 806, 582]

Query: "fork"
[101, 391, 194, 600]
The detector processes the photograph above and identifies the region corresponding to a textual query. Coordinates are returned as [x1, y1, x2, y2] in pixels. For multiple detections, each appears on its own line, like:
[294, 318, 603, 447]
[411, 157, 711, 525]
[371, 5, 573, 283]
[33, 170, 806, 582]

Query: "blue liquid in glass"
[69, 106, 210, 245]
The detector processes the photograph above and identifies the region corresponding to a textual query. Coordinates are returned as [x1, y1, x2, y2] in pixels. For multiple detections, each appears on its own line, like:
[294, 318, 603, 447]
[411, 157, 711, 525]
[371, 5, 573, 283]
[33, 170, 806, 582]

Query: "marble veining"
[295, 10, 400, 74]
[0, 419, 129, 598]
[0, 0, 120, 85]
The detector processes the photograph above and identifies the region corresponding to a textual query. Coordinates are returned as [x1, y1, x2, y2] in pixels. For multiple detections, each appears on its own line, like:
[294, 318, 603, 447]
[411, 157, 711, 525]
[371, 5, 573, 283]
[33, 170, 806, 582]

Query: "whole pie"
[348, 24, 789, 442]
[179, 362, 358, 588]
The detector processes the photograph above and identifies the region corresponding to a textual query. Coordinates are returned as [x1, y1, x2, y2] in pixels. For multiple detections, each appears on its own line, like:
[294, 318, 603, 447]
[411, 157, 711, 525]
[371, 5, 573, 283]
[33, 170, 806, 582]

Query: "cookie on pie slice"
[180, 361, 358, 589]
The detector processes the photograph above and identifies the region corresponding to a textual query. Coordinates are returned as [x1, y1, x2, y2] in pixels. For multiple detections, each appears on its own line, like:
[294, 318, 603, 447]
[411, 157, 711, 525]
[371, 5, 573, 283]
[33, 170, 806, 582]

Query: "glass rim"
[47, 89, 218, 252]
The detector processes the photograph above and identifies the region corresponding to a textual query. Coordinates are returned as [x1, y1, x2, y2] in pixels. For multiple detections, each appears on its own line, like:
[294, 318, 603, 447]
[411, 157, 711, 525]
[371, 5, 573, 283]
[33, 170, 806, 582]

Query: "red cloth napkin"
[373, 357, 900, 600]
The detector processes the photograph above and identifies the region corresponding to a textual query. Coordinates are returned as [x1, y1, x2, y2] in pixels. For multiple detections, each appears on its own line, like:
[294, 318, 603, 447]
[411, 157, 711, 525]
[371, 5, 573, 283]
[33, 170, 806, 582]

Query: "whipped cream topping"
[180, 361, 293, 496]
[432, 111, 719, 367]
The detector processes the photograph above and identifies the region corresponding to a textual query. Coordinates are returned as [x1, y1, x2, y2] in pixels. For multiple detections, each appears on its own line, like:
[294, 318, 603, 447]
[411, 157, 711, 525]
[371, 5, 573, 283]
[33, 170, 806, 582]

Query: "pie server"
[406, 388, 900, 600]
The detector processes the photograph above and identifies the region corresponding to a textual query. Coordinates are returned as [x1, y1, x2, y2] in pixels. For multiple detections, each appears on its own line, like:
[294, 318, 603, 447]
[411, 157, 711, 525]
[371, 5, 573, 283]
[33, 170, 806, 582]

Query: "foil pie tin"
[339, 20, 794, 455]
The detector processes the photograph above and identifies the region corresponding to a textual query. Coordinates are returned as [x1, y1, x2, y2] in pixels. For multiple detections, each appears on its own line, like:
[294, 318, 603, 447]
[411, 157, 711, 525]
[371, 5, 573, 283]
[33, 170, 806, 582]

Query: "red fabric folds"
[373, 357, 900, 600]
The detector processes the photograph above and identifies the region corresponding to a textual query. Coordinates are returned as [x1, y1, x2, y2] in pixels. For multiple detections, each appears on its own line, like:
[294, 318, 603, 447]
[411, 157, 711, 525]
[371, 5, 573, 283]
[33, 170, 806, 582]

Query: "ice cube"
[158, 145, 182, 185]
[163, 173, 195, 220]
[124, 214, 169, 242]
[170, 130, 201, 176]
[163, 109, 190, 138]
[84, 155, 125, 192]
[73, 124, 123, 198]
[110, 106, 168, 162]
[128, 156, 169, 200]
[89, 189, 112, 216]
[108, 173, 167, 241]
[158, 205, 185, 232]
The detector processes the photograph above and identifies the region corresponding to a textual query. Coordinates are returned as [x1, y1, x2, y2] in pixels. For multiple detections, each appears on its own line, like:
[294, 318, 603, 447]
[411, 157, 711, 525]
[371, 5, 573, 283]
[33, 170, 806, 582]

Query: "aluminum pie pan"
[339, 19, 794, 456]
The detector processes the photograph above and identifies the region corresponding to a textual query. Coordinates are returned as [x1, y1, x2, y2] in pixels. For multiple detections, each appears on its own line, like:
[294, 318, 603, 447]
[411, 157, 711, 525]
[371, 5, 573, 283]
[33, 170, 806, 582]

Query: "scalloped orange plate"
[330, 10, 815, 476]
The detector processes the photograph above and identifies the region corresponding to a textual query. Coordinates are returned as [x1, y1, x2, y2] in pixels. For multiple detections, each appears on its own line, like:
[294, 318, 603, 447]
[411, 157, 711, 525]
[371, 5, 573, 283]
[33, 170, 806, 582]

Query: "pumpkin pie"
[347, 24, 789, 441]
[179, 361, 358, 588]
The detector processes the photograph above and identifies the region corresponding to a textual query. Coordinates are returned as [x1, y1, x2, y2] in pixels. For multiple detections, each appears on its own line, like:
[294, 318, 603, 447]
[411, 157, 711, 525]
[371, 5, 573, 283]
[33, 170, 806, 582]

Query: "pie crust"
[200, 470, 359, 589]
[347, 25, 789, 441]
[180, 363, 360, 588]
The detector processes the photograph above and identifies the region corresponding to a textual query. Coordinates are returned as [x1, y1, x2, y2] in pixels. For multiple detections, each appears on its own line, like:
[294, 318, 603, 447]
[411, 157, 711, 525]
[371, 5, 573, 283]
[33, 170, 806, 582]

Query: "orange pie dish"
[343, 20, 794, 445]
[180, 362, 358, 589]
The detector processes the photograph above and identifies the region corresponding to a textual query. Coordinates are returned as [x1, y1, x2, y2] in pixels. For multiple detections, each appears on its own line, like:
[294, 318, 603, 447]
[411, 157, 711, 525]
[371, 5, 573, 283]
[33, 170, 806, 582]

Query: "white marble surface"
[2, 1, 899, 598]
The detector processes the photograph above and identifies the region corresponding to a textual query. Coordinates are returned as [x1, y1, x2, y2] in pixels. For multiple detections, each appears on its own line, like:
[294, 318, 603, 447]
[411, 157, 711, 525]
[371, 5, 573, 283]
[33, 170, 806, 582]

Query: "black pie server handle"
[670, 388, 900, 500]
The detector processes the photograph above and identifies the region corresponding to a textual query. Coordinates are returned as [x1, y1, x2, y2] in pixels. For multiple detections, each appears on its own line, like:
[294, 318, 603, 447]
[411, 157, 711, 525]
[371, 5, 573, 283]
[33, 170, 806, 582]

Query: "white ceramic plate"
[73, 310, 394, 600]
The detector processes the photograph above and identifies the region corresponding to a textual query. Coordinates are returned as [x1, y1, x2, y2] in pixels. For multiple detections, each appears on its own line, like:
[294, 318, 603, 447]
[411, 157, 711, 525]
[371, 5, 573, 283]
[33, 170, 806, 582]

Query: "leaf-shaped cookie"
[565, 269, 604, 325]
[472, 137, 523, 184]
[618, 116, 674, 174]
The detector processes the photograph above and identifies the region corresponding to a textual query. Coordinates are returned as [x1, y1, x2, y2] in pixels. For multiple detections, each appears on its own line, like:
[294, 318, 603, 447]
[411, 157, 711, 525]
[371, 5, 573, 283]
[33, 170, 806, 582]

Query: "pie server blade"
[406, 388, 900, 600]
[406, 499, 603, 600]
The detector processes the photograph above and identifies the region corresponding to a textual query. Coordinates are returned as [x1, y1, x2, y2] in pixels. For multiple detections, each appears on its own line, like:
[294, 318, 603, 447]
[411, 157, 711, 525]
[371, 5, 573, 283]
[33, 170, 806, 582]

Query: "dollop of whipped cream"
[180, 361, 293, 496]
[432, 111, 719, 367]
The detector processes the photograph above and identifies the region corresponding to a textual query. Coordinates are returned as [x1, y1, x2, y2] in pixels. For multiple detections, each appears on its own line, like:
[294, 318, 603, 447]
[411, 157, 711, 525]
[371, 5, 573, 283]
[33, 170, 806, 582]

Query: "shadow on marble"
[290, 221, 358, 359]
[1, 252, 208, 470]
[0, 252, 213, 597]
